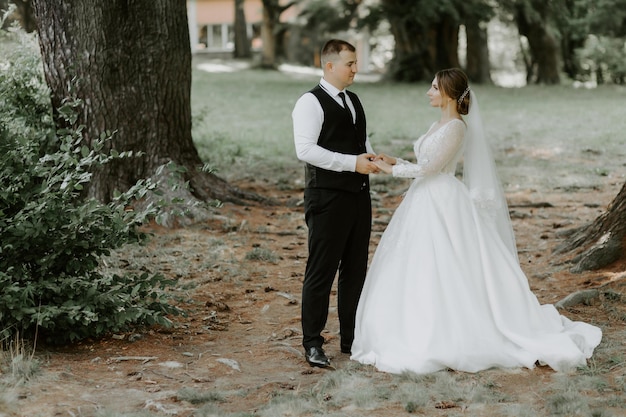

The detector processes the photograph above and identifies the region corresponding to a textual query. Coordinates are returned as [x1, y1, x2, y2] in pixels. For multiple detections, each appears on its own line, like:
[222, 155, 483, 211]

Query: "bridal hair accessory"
[458, 87, 470, 104]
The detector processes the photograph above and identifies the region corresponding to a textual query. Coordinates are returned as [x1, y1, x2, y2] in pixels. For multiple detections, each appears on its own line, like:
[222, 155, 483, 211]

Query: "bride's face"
[427, 77, 447, 108]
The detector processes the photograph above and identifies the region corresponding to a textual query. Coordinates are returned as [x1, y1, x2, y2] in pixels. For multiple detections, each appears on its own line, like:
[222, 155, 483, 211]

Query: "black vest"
[305, 85, 369, 192]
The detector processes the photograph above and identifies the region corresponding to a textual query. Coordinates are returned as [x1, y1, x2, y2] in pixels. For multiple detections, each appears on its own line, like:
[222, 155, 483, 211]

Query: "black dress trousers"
[301, 186, 371, 350]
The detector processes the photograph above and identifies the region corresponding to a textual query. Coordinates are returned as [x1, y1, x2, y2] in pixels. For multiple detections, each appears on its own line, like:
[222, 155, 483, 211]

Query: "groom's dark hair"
[320, 39, 355, 67]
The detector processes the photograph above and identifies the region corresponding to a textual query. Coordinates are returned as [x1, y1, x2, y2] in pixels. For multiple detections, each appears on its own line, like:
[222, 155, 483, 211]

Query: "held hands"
[356, 153, 397, 175]
[355, 153, 380, 175]
[372, 153, 396, 174]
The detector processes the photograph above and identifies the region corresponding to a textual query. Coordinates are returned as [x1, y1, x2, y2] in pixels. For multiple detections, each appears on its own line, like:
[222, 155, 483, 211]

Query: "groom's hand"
[373, 159, 393, 174]
[356, 153, 380, 175]
[374, 153, 397, 165]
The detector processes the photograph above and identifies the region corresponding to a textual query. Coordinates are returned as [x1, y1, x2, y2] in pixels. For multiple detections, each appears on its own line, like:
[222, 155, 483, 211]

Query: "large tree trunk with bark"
[382, 0, 459, 82]
[465, 18, 492, 84]
[234, 0, 251, 58]
[560, 31, 585, 80]
[386, 19, 432, 81]
[260, 1, 277, 68]
[31, 0, 265, 214]
[515, 3, 561, 84]
[433, 16, 460, 70]
[259, 0, 295, 69]
[554, 182, 626, 272]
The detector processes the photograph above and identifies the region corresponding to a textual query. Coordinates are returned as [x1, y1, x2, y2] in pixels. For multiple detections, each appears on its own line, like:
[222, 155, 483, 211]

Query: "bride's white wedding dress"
[350, 118, 602, 374]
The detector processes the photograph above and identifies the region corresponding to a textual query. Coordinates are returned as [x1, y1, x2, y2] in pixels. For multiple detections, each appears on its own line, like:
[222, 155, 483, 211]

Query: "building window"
[197, 24, 234, 51]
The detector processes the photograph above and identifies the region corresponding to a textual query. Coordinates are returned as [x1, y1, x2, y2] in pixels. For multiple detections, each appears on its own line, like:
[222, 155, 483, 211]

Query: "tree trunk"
[31, 0, 265, 209]
[465, 18, 492, 84]
[515, 3, 561, 84]
[259, 0, 295, 69]
[2, 0, 36, 32]
[233, 0, 251, 59]
[560, 32, 584, 80]
[434, 16, 460, 70]
[382, 1, 459, 82]
[556, 0, 588, 80]
[554, 182, 626, 272]
[386, 17, 432, 81]
[260, 1, 277, 68]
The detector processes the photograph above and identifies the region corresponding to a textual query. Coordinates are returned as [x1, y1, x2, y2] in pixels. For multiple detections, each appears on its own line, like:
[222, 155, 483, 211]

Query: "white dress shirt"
[292, 78, 375, 172]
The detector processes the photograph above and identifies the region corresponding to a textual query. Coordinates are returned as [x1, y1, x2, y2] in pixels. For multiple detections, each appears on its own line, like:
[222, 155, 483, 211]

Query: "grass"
[0, 337, 39, 416]
[0, 337, 39, 384]
[176, 387, 226, 404]
[190, 64, 626, 195]
[244, 246, 280, 263]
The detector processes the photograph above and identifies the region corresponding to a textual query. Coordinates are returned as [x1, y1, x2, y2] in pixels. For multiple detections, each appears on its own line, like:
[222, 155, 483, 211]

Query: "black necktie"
[338, 92, 353, 122]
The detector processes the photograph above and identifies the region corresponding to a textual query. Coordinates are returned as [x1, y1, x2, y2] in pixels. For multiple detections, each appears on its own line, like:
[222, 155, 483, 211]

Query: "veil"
[462, 92, 519, 262]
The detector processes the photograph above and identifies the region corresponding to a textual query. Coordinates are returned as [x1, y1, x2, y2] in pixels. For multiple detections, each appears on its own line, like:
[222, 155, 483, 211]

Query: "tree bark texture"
[381, 0, 460, 82]
[31, 0, 261, 206]
[515, 2, 561, 84]
[234, 0, 251, 58]
[554, 182, 626, 272]
[386, 19, 432, 81]
[260, 0, 277, 68]
[434, 16, 460, 71]
[465, 18, 492, 84]
[259, 0, 295, 69]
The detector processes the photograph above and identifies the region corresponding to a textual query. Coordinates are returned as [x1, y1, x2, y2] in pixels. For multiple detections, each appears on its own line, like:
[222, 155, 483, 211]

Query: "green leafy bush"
[577, 35, 626, 85]
[0, 27, 180, 344]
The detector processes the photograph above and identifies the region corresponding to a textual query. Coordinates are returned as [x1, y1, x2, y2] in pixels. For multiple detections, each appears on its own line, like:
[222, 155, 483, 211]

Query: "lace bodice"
[392, 119, 466, 178]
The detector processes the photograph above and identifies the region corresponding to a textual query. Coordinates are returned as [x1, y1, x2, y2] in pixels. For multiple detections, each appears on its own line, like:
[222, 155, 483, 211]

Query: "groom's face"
[326, 49, 358, 90]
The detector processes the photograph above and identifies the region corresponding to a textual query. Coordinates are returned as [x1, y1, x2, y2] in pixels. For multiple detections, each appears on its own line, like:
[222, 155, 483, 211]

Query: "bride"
[350, 68, 602, 374]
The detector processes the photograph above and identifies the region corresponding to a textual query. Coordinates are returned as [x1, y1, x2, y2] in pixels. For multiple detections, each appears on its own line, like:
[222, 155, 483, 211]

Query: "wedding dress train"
[350, 119, 602, 374]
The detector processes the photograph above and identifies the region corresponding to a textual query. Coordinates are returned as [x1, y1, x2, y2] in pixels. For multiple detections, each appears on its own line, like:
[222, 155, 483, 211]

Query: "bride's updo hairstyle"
[436, 68, 470, 115]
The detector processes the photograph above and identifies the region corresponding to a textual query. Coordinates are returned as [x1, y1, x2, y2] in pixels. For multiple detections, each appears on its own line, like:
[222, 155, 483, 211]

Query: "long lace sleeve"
[392, 120, 466, 178]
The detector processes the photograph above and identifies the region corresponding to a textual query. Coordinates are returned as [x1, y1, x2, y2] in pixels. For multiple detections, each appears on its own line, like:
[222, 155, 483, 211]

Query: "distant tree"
[498, 0, 561, 84]
[376, 0, 452, 81]
[588, 0, 626, 37]
[553, 0, 589, 80]
[260, 0, 297, 68]
[299, 1, 359, 40]
[554, 182, 626, 272]
[234, 0, 251, 58]
[461, 1, 494, 83]
[295, 0, 361, 66]
[497, 0, 626, 84]
[578, 0, 626, 84]
[31, 0, 263, 214]
[373, 0, 493, 82]
[516, 2, 561, 84]
[1, 0, 35, 32]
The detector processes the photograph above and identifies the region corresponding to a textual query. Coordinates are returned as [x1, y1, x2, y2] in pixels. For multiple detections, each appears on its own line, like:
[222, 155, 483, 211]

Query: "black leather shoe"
[305, 347, 330, 368]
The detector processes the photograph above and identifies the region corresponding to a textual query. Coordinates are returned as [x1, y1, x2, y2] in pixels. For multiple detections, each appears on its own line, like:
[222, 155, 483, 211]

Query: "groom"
[292, 39, 379, 368]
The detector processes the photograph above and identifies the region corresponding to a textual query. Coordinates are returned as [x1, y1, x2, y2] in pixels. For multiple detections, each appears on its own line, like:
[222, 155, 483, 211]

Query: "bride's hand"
[373, 159, 393, 174]
[374, 153, 397, 166]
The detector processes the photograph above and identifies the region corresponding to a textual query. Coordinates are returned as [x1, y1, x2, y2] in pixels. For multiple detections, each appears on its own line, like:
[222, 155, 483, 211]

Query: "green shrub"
[577, 35, 626, 85]
[245, 247, 279, 263]
[0, 26, 180, 345]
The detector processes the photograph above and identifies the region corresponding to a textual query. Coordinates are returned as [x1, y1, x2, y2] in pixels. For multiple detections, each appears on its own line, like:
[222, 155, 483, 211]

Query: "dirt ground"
[6, 170, 626, 417]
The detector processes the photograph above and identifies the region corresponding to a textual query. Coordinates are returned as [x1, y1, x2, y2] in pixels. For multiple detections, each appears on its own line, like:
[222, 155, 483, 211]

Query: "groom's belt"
[305, 163, 369, 193]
